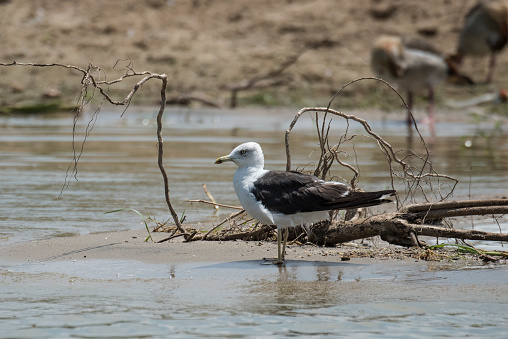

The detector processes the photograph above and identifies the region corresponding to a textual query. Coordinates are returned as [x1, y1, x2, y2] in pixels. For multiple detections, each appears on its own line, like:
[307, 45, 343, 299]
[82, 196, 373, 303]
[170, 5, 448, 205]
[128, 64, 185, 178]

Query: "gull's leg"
[277, 228, 282, 261]
[263, 227, 284, 265]
[281, 227, 289, 261]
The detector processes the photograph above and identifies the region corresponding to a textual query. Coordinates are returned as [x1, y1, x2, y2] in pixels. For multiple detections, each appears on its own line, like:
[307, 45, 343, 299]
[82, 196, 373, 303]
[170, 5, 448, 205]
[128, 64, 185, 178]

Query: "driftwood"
[308, 199, 508, 247]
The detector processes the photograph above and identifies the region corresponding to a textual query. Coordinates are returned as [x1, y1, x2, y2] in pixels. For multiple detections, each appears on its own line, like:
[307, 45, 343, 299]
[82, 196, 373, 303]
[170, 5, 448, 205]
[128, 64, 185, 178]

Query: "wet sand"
[0, 228, 385, 264]
[0, 227, 502, 268]
[0, 228, 434, 265]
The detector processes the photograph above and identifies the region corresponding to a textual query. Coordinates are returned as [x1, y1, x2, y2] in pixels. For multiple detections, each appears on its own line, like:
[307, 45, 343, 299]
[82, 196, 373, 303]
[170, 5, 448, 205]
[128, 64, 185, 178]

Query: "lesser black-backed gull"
[215, 142, 396, 264]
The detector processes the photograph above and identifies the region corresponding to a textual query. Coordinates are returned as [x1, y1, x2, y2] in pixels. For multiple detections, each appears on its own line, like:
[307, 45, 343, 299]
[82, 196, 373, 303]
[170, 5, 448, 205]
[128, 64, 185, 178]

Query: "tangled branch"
[0, 61, 186, 235]
[285, 77, 460, 209]
[285, 106, 458, 208]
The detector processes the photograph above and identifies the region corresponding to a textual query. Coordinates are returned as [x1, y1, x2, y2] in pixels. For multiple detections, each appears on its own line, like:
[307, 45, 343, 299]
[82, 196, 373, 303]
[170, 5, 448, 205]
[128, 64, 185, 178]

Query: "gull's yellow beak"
[215, 155, 231, 164]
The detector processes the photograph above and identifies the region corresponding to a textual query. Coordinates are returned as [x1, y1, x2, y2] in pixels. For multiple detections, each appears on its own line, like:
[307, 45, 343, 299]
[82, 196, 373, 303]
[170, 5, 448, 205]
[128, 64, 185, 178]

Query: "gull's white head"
[215, 142, 264, 169]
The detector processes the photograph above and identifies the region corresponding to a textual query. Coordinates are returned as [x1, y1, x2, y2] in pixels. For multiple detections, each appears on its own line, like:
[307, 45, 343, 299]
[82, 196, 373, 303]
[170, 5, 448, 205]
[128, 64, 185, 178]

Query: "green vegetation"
[429, 243, 508, 260]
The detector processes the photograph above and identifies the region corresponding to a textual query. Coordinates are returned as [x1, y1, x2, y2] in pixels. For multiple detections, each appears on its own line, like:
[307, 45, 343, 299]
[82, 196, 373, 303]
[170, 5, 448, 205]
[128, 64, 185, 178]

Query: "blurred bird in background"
[371, 35, 473, 130]
[450, 0, 508, 84]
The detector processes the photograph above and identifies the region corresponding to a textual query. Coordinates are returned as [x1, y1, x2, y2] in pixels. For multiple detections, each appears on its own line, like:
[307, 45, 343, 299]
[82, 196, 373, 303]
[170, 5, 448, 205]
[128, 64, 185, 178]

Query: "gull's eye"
[240, 149, 247, 155]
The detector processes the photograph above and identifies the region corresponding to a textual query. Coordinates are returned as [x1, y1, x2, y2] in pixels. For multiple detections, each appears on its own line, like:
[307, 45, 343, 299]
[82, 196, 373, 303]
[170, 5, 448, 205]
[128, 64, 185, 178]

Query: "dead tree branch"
[309, 207, 508, 246]
[308, 199, 508, 246]
[0, 61, 187, 235]
[401, 199, 508, 222]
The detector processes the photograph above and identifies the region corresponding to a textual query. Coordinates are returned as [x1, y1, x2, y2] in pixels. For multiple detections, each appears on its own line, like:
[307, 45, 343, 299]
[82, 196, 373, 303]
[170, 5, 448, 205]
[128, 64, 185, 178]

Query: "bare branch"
[403, 199, 508, 213]
[285, 106, 458, 208]
[1, 61, 187, 235]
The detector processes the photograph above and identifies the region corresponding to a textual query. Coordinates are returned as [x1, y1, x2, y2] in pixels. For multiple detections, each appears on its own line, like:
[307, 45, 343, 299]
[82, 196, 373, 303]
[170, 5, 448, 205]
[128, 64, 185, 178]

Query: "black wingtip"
[326, 189, 396, 210]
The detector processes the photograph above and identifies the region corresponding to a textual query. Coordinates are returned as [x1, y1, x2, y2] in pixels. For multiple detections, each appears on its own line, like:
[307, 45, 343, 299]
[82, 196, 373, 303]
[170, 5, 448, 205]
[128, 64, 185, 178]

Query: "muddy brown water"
[1, 107, 507, 337]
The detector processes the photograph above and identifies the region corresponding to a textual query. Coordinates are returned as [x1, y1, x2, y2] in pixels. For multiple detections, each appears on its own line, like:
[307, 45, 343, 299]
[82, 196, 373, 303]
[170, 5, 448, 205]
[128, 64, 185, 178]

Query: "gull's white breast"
[233, 167, 275, 226]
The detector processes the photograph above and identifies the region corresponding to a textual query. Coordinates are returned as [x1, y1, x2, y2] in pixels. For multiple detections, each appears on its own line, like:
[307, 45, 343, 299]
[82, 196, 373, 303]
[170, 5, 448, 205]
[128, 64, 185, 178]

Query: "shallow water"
[1, 107, 508, 337]
[1, 258, 507, 338]
[2, 107, 507, 245]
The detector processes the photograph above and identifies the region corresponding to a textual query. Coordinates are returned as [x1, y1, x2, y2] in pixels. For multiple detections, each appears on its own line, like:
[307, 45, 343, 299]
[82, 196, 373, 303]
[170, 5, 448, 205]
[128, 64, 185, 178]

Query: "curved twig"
[185, 199, 243, 210]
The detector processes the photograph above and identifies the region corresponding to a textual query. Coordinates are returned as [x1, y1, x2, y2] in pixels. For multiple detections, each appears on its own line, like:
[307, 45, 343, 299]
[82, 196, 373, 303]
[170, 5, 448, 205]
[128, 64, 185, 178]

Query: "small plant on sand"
[105, 208, 158, 242]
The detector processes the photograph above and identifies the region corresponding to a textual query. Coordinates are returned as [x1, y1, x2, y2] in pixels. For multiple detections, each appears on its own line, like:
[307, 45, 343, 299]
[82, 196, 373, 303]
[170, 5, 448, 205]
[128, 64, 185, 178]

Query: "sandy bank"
[0, 224, 499, 269]
[0, 228, 429, 265]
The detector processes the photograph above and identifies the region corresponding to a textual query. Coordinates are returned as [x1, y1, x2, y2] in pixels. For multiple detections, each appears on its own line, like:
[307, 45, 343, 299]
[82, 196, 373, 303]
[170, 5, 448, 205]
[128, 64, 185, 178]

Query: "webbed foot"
[262, 257, 285, 265]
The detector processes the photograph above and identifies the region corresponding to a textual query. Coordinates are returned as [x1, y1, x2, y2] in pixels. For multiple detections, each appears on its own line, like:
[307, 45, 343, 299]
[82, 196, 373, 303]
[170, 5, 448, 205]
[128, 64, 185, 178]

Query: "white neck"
[233, 167, 266, 195]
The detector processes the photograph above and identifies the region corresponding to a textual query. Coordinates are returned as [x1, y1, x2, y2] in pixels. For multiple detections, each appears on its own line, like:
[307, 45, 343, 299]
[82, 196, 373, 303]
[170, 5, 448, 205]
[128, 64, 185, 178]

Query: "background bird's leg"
[406, 91, 414, 126]
[423, 87, 436, 136]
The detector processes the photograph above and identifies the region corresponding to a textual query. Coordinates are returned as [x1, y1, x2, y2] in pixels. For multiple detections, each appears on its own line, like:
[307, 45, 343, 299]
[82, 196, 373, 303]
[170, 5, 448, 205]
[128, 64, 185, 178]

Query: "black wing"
[251, 171, 395, 215]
